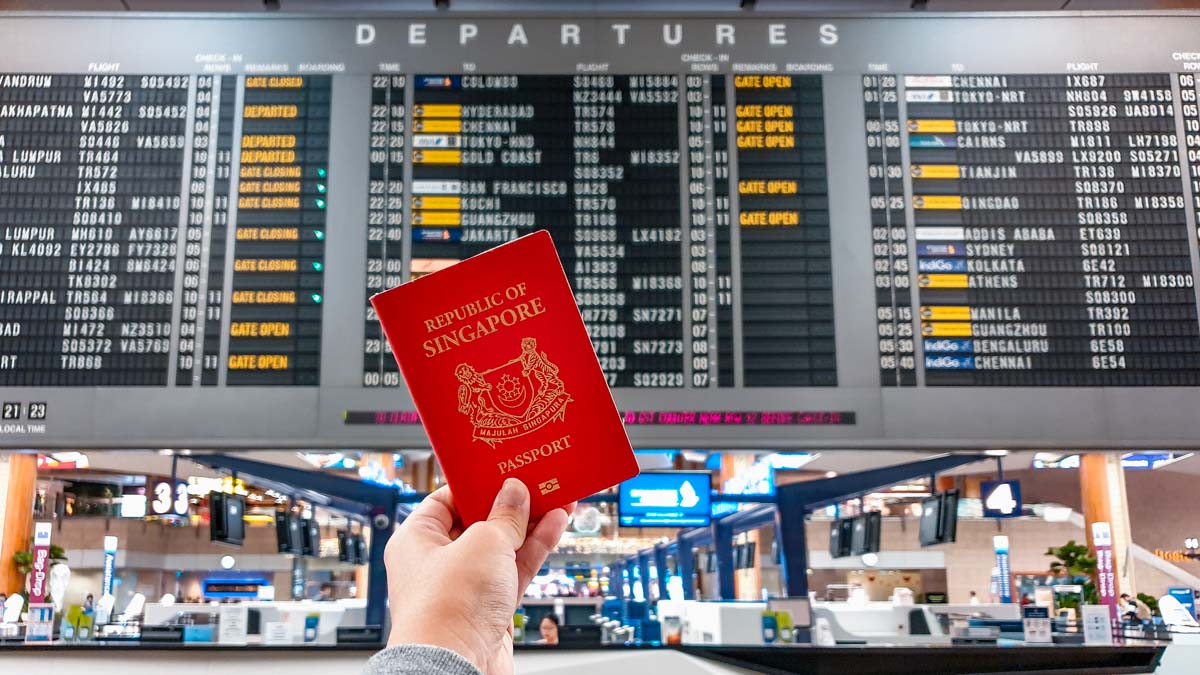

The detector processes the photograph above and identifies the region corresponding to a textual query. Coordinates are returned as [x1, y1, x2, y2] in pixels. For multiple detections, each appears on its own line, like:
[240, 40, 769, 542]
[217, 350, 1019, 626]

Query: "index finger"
[402, 486, 460, 537]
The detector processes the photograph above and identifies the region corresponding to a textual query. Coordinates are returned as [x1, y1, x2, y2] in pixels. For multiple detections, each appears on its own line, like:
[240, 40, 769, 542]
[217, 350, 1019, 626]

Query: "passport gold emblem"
[455, 337, 572, 447]
[538, 478, 561, 496]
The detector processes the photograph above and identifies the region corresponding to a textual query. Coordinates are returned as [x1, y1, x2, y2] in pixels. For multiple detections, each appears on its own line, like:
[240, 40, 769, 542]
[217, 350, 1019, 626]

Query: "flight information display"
[5, 11, 1200, 449]
[904, 73, 1200, 386]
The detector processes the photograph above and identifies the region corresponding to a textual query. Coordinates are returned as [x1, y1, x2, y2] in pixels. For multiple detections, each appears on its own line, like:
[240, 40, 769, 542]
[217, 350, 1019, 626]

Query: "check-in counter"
[0, 642, 1167, 674]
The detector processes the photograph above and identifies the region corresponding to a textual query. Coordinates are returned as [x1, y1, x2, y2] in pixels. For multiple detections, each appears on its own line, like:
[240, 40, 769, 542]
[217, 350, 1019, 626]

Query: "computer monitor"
[564, 604, 594, 626]
[556, 624, 603, 646]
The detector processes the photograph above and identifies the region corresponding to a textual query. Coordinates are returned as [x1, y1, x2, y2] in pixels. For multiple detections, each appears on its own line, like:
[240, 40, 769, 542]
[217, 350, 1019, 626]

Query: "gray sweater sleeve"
[363, 645, 483, 675]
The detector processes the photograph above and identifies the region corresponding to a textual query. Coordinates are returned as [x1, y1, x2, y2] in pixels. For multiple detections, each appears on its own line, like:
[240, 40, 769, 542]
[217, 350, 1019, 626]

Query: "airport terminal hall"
[7, 1, 1200, 674]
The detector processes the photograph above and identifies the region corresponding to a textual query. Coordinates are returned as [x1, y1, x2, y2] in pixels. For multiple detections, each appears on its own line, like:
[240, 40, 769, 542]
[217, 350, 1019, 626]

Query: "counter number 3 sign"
[150, 480, 190, 517]
[981, 480, 1022, 518]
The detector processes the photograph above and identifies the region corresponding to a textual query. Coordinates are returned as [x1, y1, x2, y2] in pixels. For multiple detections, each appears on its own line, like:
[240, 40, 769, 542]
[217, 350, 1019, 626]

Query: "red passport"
[371, 230, 639, 524]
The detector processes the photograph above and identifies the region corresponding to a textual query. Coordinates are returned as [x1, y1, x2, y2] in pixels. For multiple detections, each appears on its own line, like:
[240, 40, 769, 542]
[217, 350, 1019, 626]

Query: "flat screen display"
[274, 511, 302, 554]
[850, 512, 881, 555]
[918, 495, 943, 547]
[619, 471, 712, 527]
[209, 492, 245, 546]
[829, 518, 853, 558]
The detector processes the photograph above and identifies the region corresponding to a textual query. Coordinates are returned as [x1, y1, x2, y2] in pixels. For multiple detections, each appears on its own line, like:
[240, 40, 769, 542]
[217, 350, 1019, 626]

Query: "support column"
[1079, 453, 1135, 601]
[0, 453, 38, 595]
[711, 518, 735, 600]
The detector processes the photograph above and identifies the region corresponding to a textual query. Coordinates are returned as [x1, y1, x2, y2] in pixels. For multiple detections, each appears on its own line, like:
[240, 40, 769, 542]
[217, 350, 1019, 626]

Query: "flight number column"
[909, 73, 1200, 385]
[733, 74, 837, 386]
[863, 74, 915, 386]
[363, 74, 405, 388]
[227, 75, 330, 385]
[576, 75, 682, 389]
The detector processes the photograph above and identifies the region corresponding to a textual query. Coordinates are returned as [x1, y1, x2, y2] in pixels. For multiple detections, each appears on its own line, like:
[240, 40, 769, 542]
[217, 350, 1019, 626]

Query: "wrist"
[388, 616, 488, 671]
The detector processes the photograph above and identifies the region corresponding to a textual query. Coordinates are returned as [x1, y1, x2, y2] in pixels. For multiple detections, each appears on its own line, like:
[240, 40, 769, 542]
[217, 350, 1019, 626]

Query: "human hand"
[385, 479, 572, 675]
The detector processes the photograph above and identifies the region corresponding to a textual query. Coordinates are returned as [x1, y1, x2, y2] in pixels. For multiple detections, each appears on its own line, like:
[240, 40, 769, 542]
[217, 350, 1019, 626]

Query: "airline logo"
[906, 89, 954, 103]
[923, 338, 974, 353]
[920, 305, 970, 321]
[412, 179, 462, 195]
[922, 322, 973, 337]
[909, 134, 956, 148]
[915, 227, 965, 241]
[926, 355, 975, 369]
[412, 134, 462, 148]
[904, 75, 953, 88]
[917, 242, 965, 257]
[910, 164, 961, 179]
[412, 228, 462, 242]
[918, 257, 967, 273]
[913, 195, 963, 210]
[416, 75, 460, 89]
[907, 119, 957, 134]
[918, 274, 968, 289]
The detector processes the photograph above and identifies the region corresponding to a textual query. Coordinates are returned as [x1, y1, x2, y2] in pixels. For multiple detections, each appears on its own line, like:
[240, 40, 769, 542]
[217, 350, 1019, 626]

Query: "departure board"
[904, 73, 1200, 386]
[8, 11, 1200, 450]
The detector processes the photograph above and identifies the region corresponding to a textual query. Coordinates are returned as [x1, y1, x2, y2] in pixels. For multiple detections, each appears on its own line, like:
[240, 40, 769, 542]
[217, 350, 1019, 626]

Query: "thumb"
[486, 478, 530, 550]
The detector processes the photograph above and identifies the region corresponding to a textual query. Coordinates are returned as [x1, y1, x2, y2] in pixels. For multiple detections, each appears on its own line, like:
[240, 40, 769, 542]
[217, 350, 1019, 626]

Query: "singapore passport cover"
[371, 230, 638, 524]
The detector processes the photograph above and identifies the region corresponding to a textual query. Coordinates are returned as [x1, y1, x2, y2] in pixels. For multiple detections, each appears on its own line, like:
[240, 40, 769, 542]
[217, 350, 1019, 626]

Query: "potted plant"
[1046, 540, 1098, 609]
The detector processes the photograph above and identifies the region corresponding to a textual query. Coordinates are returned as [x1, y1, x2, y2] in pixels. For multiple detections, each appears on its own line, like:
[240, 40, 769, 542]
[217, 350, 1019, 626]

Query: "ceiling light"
[984, 449, 1009, 457]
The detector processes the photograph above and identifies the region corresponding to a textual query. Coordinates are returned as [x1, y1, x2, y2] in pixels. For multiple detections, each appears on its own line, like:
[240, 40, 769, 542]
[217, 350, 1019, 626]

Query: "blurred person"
[1121, 593, 1152, 624]
[969, 590, 981, 606]
[536, 614, 560, 646]
[316, 583, 335, 601]
[364, 479, 570, 675]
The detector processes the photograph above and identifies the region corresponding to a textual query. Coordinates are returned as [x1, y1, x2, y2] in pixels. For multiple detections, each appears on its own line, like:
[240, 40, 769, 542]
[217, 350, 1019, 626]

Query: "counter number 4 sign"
[981, 480, 1022, 518]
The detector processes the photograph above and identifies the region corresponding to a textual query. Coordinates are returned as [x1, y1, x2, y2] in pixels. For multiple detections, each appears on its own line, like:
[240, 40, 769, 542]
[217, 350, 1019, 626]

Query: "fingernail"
[495, 478, 526, 508]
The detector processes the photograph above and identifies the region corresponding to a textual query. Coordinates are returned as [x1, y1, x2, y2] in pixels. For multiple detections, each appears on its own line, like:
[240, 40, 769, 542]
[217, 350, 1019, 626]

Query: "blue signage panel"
[1169, 587, 1196, 620]
[981, 480, 1022, 518]
[994, 536, 1013, 604]
[101, 535, 118, 597]
[619, 472, 712, 527]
